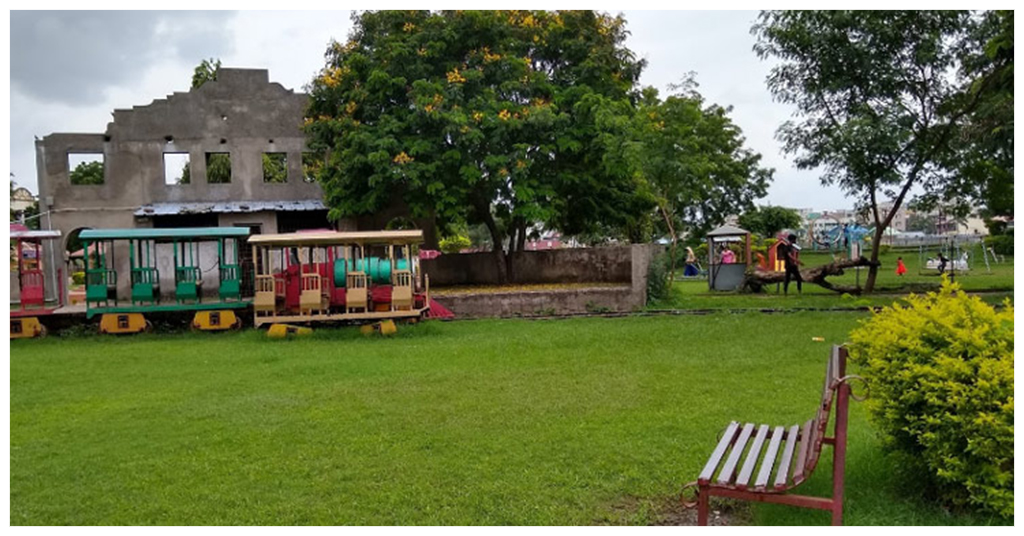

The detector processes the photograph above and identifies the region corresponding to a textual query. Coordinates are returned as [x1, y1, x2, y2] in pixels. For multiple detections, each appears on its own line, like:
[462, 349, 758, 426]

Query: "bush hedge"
[984, 234, 1013, 256]
[848, 279, 1014, 518]
[71, 271, 85, 285]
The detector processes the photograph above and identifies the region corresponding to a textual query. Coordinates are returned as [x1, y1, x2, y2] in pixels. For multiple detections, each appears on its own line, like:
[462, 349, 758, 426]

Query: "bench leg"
[697, 484, 709, 526]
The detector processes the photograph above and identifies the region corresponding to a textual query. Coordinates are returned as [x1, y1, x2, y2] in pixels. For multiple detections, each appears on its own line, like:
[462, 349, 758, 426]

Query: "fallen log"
[742, 256, 881, 295]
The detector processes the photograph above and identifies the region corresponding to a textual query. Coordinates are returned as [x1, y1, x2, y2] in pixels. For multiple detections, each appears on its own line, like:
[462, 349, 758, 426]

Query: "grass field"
[10, 314, 1008, 525]
[651, 251, 1013, 310]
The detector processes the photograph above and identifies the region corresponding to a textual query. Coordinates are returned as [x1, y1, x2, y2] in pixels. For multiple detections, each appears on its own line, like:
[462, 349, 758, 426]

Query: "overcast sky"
[9, 10, 856, 211]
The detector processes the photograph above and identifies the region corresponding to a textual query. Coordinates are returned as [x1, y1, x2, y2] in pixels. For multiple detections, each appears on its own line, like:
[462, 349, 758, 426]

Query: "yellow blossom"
[345, 101, 358, 115]
[516, 159, 526, 169]
[498, 109, 511, 121]
[417, 47, 428, 56]
[446, 68, 467, 84]
[393, 151, 414, 164]
[473, 111, 484, 122]
[403, 22, 416, 32]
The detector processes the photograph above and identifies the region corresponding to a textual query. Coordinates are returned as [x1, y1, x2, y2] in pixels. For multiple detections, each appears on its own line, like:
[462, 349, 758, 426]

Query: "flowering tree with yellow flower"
[304, 10, 653, 282]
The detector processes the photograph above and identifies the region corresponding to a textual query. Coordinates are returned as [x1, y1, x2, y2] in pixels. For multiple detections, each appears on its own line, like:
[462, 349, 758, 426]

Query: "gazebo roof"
[707, 224, 750, 237]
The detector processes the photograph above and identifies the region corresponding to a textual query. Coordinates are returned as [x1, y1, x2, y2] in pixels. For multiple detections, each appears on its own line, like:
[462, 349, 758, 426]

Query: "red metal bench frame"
[685, 345, 864, 525]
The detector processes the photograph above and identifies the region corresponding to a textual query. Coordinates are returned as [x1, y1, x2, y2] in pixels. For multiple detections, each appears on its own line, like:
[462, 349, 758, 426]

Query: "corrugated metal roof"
[134, 200, 326, 216]
[80, 227, 250, 240]
[707, 224, 750, 237]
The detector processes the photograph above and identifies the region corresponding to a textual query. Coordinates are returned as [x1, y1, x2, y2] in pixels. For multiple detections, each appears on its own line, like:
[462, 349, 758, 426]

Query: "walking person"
[778, 234, 803, 294]
[896, 256, 907, 276]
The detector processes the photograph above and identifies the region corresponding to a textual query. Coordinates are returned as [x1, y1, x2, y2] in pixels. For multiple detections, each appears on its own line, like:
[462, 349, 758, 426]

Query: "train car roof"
[79, 227, 250, 240]
[248, 230, 424, 246]
[9, 229, 62, 240]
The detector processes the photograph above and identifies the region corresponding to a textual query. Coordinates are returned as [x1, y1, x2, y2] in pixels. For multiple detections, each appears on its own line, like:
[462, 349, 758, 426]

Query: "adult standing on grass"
[778, 233, 803, 294]
[684, 247, 699, 277]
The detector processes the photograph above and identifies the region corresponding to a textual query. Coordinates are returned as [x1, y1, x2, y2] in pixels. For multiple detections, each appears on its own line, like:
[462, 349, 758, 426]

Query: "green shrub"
[848, 279, 1013, 518]
[71, 271, 85, 285]
[984, 234, 1013, 256]
[646, 252, 669, 304]
[438, 235, 471, 254]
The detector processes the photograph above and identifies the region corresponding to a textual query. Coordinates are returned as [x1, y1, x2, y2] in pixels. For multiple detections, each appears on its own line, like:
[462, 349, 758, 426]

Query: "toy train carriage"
[10, 227, 63, 338]
[248, 230, 430, 327]
[78, 227, 249, 332]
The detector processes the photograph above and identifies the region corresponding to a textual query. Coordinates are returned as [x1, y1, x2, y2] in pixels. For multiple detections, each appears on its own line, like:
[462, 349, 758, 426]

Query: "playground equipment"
[79, 227, 249, 333]
[10, 226, 63, 338]
[706, 225, 752, 291]
[918, 236, 991, 277]
[248, 230, 434, 327]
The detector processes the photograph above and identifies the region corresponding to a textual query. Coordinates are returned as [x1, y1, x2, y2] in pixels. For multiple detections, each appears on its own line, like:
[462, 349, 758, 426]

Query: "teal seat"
[219, 264, 241, 301]
[176, 266, 202, 303]
[131, 267, 160, 304]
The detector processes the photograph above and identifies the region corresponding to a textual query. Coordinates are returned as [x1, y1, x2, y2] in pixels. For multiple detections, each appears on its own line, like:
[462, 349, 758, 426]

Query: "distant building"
[10, 187, 35, 220]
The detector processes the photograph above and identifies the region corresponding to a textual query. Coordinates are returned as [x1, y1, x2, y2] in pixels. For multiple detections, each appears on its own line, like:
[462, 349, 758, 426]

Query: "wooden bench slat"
[753, 426, 785, 489]
[717, 423, 755, 485]
[793, 419, 815, 483]
[735, 424, 770, 489]
[698, 421, 740, 483]
[773, 424, 801, 489]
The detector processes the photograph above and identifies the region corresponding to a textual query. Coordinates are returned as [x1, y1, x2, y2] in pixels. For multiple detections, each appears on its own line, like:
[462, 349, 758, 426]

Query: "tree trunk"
[478, 206, 509, 284]
[659, 205, 677, 289]
[863, 226, 885, 293]
[742, 256, 880, 294]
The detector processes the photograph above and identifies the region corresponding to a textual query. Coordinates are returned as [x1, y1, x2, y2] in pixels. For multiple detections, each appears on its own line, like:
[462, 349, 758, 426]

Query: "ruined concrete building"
[36, 68, 329, 239]
[35, 68, 433, 301]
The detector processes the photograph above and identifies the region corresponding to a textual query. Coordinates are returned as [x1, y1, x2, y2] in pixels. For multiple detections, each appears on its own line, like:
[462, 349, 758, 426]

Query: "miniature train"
[10, 226, 446, 337]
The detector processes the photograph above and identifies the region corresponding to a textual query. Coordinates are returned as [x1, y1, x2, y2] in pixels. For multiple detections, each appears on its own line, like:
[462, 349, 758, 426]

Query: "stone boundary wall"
[422, 246, 634, 287]
[429, 244, 661, 318]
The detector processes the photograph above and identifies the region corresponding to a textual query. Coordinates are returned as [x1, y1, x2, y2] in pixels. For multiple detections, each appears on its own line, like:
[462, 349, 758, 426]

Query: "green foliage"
[737, 205, 801, 239]
[71, 271, 85, 285]
[598, 81, 772, 242]
[69, 161, 104, 185]
[984, 234, 1013, 255]
[305, 10, 650, 264]
[439, 235, 471, 254]
[646, 252, 669, 303]
[945, 11, 1013, 218]
[206, 153, 231, 184]
[752, 11, 999, 291]
[191, 58, 221, 89]
[848, 280, 1014, 517]
[262, 153, 288, 183]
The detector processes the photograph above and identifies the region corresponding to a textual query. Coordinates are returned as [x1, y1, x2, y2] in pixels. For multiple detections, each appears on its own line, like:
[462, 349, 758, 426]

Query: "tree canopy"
[305, 10, 656, 280]
[752, 10, 1007, 291]
[737, 205, 801, 239]
[192, 58, 221, 89]
[69, 161, 104, 185]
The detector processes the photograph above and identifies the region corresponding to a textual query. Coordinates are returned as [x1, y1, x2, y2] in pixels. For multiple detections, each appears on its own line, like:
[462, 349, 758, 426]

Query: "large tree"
[598, 83, 772, 282]
[753, 11, 1004, 292]
[304, 10, 650, 282]
[738, 205, 801, 239]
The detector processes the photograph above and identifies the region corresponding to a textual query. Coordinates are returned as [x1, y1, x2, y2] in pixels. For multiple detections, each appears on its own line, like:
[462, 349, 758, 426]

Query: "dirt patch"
[598, 495, 751, 526]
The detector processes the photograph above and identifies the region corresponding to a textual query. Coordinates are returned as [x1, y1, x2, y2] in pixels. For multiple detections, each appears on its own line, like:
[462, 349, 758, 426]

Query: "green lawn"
[10, 314, 1006, 525]
[652, 251, 1013, 310]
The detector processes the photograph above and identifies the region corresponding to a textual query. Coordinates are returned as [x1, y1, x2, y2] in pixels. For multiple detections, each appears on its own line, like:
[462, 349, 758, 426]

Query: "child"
[896, 256, 907, 276]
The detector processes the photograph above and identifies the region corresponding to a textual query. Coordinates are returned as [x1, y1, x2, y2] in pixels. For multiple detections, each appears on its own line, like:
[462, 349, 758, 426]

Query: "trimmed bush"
[984, 234, 1013, 256]
[71, 271, 85, 285]
[438, 235, 471, 254]
[646, 252, 669, 304]
[848, 279, 1013, 518]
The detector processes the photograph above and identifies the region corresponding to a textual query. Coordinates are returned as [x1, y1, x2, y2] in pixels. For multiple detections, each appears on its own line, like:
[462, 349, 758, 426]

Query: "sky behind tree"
[9, 9, 871, 211]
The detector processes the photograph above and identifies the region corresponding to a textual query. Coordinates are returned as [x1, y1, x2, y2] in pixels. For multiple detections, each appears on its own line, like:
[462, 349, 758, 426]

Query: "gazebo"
[706, 224, 752, 291]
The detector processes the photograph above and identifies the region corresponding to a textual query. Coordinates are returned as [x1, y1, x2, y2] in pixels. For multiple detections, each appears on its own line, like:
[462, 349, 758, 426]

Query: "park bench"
[683, 345, 866, 525]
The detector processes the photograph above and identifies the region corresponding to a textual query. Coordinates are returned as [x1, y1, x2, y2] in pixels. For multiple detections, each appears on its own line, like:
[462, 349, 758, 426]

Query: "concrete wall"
[422, 246, 635, 286]
[431, 244, 661, 317]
